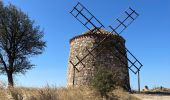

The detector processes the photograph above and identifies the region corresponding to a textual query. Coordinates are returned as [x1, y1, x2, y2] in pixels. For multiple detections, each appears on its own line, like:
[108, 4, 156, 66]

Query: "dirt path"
[133, 94, 170, 100]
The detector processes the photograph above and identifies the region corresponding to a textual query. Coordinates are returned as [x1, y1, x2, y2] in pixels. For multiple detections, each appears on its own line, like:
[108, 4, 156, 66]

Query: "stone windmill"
[67, 2, 143, 92]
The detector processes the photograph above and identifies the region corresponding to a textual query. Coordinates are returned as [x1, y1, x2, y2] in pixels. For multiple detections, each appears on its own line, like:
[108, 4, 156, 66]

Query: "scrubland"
[0, 85, 140, 100]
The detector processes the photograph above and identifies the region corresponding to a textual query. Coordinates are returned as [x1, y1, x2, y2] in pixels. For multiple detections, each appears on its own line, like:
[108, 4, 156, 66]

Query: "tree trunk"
[7, 72, 14, 87]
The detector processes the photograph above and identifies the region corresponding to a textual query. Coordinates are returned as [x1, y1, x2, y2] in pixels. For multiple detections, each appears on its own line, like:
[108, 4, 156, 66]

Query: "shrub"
[91, 67, 116, 98]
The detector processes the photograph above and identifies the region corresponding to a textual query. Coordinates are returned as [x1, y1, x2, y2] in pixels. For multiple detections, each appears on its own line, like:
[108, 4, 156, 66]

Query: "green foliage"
[91, 67, 116, 97]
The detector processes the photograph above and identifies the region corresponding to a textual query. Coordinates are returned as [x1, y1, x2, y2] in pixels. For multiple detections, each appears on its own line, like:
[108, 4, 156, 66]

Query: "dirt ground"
[133, 94, 170, 100]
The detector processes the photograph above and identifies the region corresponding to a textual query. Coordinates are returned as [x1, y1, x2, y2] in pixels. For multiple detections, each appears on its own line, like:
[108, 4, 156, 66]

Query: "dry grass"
[0, 86, 102, 100]
[0, 87, 8, 100]
[112, 88, 140, 100]
[0, 85, 141, 100]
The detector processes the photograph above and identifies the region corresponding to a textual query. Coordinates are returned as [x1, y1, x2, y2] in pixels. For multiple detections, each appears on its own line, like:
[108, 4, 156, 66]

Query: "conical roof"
[82, 28, 114, 35]
[70, 28, 124, 43]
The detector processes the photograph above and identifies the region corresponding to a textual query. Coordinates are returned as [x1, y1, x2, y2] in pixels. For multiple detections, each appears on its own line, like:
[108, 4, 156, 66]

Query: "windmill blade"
[107, 38, 143, 74]
[69, 2, 143, 92]
[106, 7, 142, 74]
[70, 2, 105, 31]
[107, 27, 143, 74]
[70, 2, 142, 74]
[70, 3, 112, 70]
[111, 39, 143, 74]
[126, 48, 143, 74]
[108, 7, 139, 34]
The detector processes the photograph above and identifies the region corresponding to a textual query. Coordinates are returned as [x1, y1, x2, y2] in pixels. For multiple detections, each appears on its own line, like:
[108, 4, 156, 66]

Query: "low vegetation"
[91, 67, 116, 99]
[0, 85, 141, 100]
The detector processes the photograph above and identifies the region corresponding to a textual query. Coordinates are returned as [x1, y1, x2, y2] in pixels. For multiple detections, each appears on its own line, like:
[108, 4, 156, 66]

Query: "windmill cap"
[69, 27, 125, 44]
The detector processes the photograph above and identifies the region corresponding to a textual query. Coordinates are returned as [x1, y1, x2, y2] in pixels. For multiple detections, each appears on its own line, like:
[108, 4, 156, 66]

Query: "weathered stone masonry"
[67, 29, 130, 90]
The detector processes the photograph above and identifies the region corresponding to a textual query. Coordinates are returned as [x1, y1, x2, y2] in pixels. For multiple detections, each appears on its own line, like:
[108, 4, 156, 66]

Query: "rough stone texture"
[67, 28, 130, 90]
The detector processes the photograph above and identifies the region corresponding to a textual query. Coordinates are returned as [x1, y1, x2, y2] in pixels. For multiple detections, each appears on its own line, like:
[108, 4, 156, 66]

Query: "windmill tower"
[67, 2, 143, 91]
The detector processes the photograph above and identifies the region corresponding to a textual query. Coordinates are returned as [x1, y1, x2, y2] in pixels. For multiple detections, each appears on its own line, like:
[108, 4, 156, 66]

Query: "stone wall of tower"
[67, 32, 130, 90]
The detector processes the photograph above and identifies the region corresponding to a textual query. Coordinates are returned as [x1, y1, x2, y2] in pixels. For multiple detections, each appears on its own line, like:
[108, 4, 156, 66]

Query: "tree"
[91, 67, 116, 99]
[0, 1, 46, 87]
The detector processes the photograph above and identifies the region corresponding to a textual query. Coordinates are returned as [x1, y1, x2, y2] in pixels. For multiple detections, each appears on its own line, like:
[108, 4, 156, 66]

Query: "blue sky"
[1, 0, 170, 89]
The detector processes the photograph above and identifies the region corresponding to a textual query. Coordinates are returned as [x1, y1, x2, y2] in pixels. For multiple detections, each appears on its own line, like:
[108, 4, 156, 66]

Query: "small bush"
[91, 67, 116, 98]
